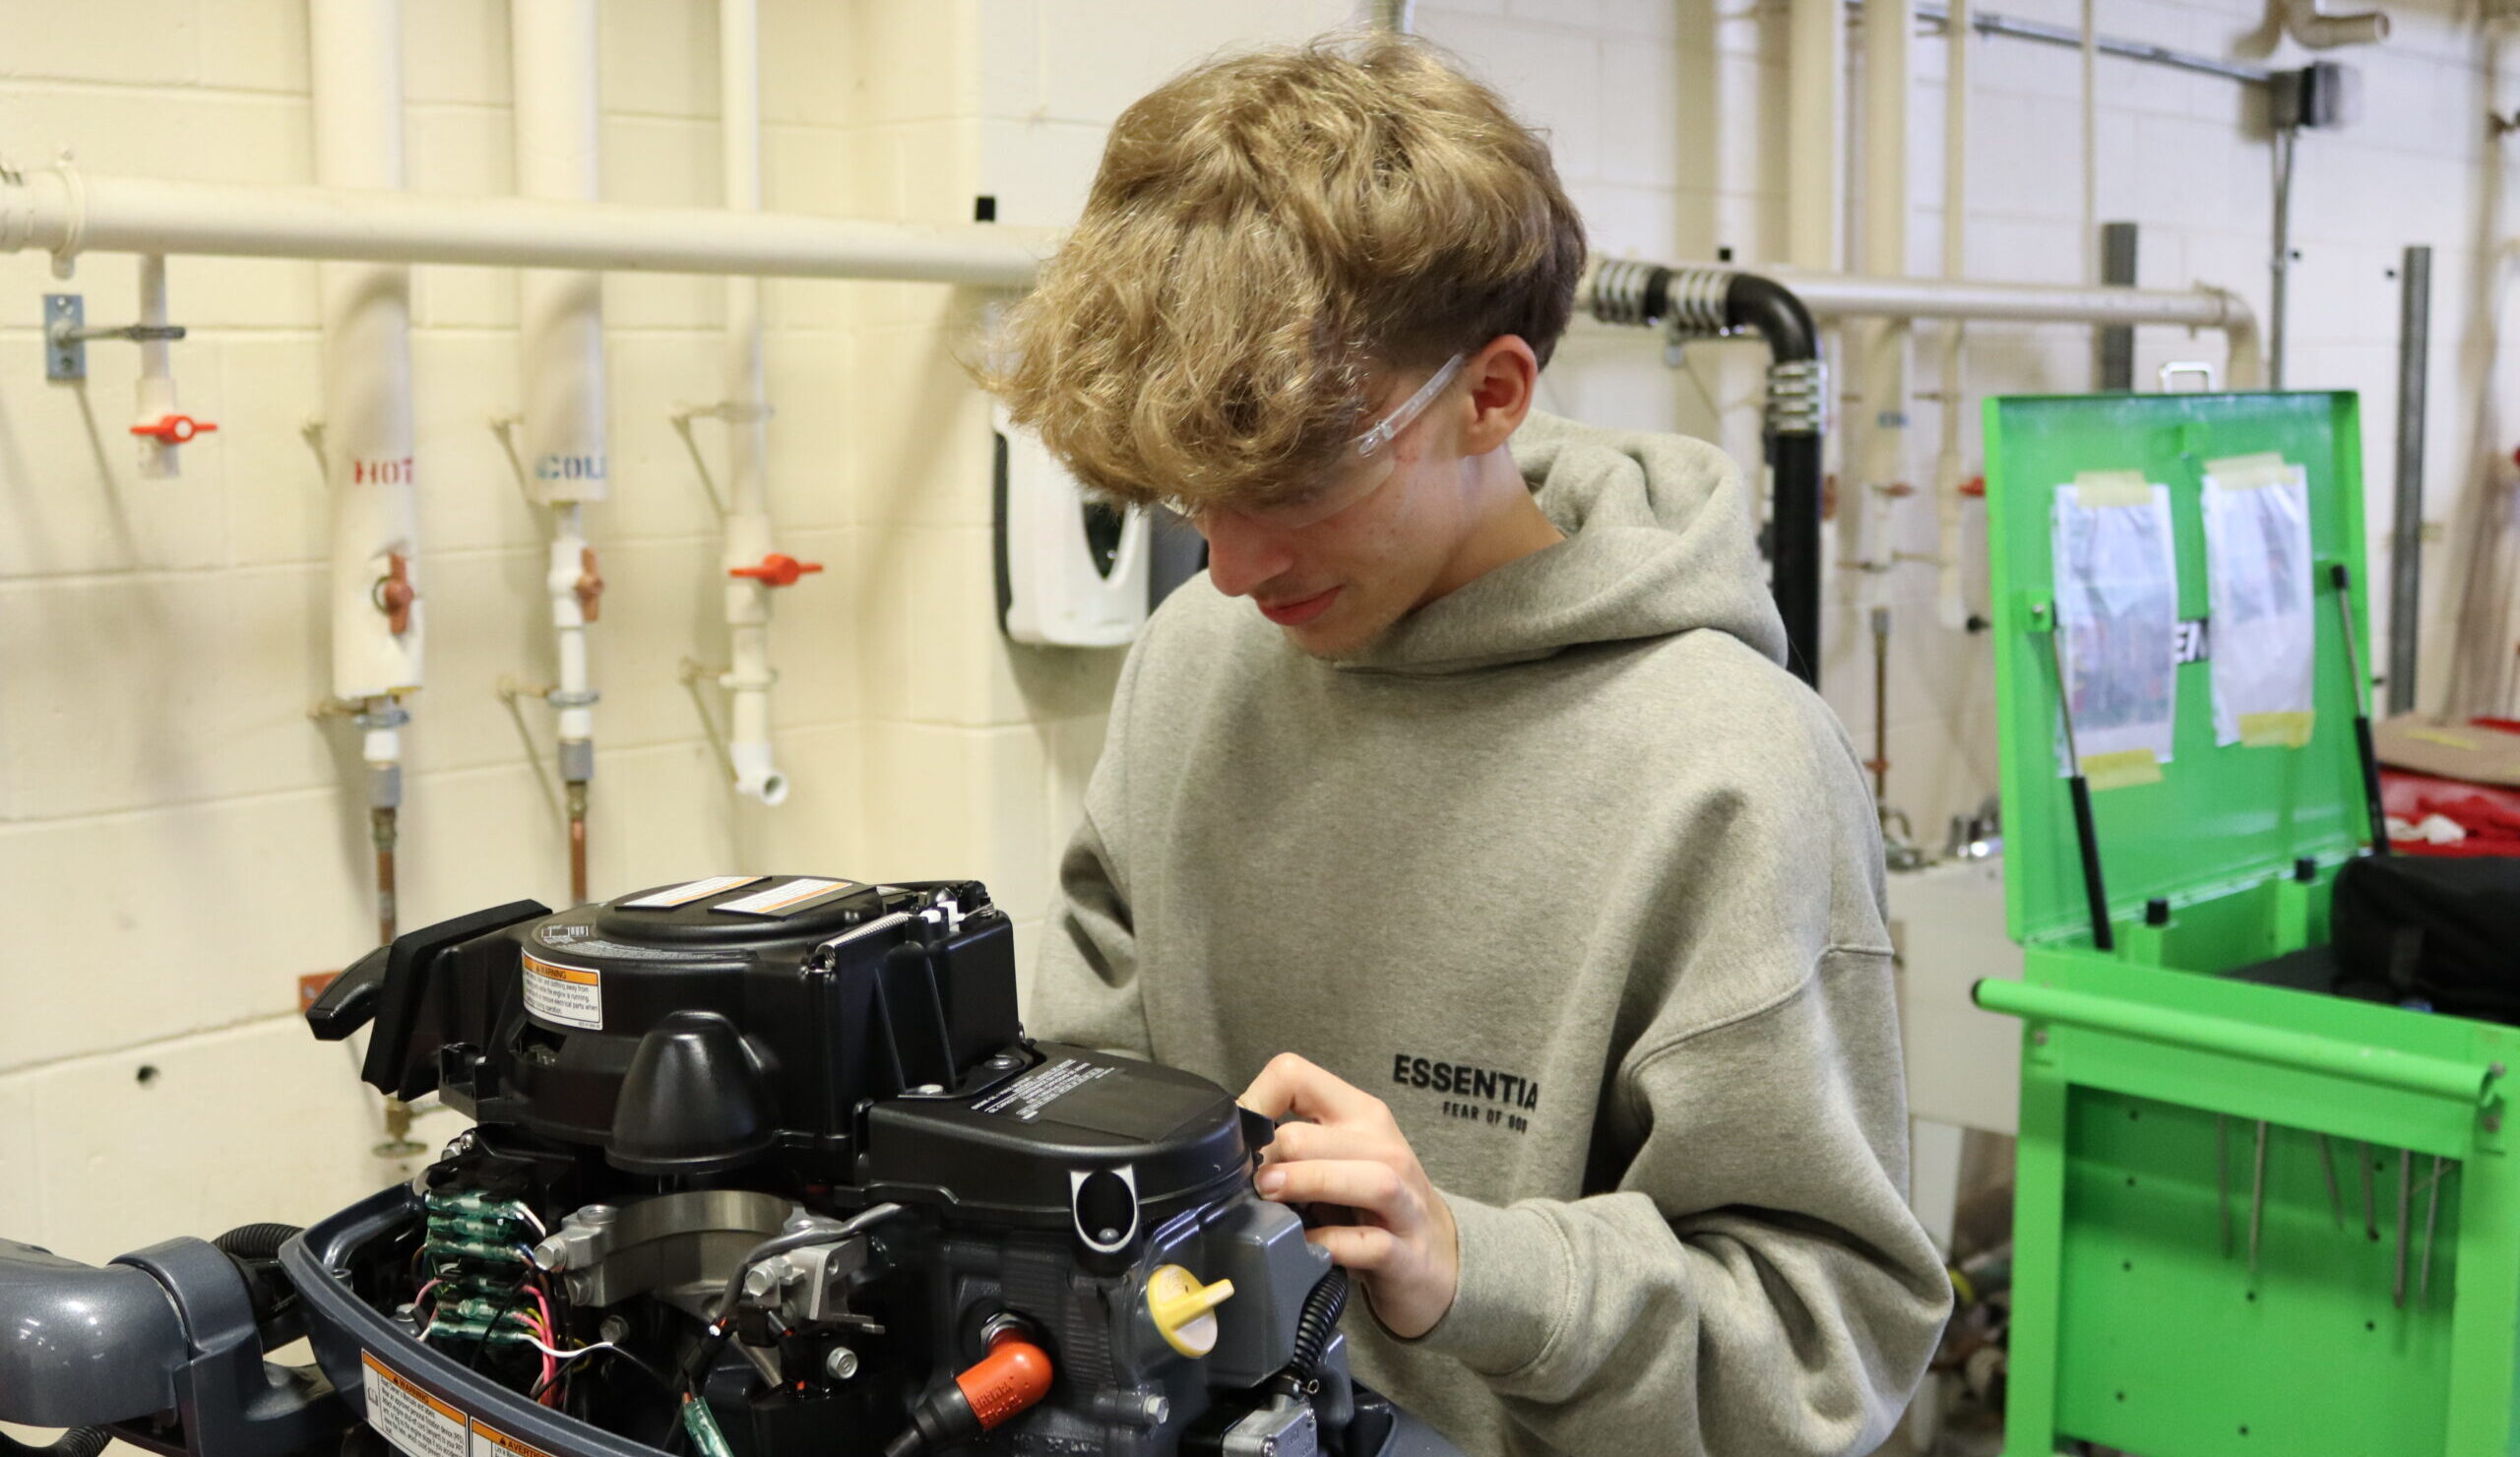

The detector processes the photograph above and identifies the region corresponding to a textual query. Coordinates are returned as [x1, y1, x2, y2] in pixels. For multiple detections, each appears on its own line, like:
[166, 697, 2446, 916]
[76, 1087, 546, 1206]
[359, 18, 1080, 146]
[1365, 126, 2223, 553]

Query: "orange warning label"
[469, 1418, 557, 1457]
[521, 952, 602, 1031]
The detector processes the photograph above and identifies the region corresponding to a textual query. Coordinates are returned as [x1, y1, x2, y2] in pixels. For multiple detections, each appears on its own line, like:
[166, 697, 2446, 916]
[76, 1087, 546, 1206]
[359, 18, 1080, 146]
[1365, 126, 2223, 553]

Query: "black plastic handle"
[304, 944, 390, 1042]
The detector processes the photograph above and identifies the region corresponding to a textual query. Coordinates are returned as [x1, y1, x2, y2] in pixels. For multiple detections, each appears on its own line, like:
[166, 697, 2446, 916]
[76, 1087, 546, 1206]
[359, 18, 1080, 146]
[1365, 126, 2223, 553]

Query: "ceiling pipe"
[2285, 0, 2390, 48]
[0, 165, 1050, 286]
[511, 0, 608, 901]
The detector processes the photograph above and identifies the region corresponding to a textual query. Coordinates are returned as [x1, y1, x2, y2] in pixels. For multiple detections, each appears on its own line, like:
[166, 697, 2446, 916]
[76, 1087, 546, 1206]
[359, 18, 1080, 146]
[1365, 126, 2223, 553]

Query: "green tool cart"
[1973, 391, 2520, 1457]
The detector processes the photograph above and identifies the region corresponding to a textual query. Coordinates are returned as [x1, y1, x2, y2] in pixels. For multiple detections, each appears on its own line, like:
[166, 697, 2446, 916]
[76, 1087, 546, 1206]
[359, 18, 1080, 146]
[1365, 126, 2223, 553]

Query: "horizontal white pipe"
[1769, 267, 2246, 329]
[0, 164, 1051, 287]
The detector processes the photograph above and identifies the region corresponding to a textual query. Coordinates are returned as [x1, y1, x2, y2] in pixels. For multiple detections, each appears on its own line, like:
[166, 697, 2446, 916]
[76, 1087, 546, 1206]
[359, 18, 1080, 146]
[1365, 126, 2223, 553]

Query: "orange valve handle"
[727, 553, 824, 588]
[131, 413, 218, 445]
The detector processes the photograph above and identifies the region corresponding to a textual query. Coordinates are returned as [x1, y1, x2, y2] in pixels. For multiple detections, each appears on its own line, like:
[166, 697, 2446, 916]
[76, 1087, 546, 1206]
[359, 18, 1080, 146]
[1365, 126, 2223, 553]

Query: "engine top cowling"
[316, 877, 1253, 1233]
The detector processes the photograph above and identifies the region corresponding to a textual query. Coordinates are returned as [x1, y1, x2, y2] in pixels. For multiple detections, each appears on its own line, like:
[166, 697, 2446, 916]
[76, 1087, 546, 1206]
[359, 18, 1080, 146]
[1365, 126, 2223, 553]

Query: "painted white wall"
[0, 0, 2513, 1267]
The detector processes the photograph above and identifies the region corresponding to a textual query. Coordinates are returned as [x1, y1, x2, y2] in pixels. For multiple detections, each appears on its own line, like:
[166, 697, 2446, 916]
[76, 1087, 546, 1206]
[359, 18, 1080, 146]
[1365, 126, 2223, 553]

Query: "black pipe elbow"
[1722, 272, 1820, 372]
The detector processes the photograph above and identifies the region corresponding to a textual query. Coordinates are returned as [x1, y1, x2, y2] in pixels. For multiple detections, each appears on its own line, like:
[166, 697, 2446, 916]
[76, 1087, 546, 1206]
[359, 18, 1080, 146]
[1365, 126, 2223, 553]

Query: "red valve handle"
[575, 547, 605, 623]
[728, 553, 824, 588]
[374, 551, 416, 635]
[131, 413, 218, 445]
[1959, 475, 1986, 498]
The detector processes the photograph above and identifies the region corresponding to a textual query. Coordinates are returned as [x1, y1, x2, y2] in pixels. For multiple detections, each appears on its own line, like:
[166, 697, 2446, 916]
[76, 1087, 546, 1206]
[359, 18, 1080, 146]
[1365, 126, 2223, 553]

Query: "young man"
[985, 34, 1951, 1457]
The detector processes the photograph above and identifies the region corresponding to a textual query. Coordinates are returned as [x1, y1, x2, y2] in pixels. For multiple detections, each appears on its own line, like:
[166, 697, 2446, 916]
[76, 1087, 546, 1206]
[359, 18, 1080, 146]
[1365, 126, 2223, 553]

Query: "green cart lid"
[1983, 391, 2376, 949]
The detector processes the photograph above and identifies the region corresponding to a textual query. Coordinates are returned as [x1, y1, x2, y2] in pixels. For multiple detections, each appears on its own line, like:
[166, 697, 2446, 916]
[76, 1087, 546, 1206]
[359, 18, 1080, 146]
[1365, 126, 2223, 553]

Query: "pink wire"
[524, 1283, 558, 1392]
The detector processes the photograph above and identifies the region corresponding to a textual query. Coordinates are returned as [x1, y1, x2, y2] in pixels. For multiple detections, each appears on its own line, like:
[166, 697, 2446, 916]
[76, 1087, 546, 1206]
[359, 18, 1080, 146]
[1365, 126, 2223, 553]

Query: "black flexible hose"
[2, 1430, 110, 1457]
[213, 1223, 303, 1260]
[1284, 1267, 1350, 1387]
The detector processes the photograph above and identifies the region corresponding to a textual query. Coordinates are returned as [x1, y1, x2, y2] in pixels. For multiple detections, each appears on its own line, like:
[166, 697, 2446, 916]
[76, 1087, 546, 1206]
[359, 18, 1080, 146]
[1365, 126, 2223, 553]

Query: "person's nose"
[1199, 510, 1296, 599]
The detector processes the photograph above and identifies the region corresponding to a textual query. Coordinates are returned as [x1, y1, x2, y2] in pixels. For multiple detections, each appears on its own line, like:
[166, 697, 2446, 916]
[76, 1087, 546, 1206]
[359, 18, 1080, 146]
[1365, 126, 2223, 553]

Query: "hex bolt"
[743, 1262, 782, 1299]
[599, 1314, 631, 1346]
[826, 1347, 859, 1380]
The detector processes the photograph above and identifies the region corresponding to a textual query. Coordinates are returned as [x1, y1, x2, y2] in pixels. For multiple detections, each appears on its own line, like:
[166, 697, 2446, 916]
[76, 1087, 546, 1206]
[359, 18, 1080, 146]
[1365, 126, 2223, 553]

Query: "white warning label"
[521, 953, 602, 1031]
[621, 874, 763, 909]
[974, 1057, 1115, 1121]
[712, 877, 858, 918]
[362, 1352, 468, 1457]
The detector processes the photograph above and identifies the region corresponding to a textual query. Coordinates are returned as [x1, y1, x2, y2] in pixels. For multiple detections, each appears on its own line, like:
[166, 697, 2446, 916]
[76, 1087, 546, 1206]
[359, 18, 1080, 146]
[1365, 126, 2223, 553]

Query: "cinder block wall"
[0, 0, 2512, 1265]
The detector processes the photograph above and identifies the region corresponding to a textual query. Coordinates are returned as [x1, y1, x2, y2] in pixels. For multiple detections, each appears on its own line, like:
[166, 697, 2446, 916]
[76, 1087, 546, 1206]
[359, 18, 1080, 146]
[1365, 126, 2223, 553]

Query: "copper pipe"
[370, 803, 398, 945]
[1868, 606, 1891, 804]
[566, 780, 590, 905]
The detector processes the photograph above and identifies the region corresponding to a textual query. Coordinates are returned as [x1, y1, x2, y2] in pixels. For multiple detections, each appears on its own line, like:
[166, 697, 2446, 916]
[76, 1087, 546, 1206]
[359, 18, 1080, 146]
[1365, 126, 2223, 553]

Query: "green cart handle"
[1973, 978, 2499, 1107]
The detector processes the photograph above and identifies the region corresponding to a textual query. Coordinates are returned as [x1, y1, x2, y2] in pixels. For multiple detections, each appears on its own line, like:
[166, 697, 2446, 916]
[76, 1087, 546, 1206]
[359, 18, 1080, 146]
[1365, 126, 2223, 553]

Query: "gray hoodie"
[1031, 412, 1952, 1457]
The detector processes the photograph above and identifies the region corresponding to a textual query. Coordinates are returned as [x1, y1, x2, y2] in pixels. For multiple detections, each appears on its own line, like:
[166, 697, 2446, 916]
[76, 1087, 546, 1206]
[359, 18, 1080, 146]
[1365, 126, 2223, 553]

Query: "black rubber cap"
[605, 1010, 778, 1175]
[2145, 897, 2172, 927]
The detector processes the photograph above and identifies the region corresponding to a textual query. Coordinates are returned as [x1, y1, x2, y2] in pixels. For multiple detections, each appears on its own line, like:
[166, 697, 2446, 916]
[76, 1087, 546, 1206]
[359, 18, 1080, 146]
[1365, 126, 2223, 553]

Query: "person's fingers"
[1256, 1159, 1414, 1224]
[1266, 1118, 1402, 1169]
[1239, 1052, 1385, 1125]
[1237, 1052, 1309, 1120]
[1303, 1223, 1400, 1271]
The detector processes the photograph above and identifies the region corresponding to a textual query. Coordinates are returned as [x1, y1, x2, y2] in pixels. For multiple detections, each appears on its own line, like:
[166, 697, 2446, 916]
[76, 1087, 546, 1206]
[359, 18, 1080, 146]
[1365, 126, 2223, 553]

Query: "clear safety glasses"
[1163, 352, 1467, 530]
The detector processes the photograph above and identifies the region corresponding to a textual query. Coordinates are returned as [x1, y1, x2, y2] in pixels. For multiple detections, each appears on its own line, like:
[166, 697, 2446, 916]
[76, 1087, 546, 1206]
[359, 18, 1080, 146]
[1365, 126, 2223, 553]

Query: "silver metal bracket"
[44, 294, 82, 380]
[44, 292, 188, 382]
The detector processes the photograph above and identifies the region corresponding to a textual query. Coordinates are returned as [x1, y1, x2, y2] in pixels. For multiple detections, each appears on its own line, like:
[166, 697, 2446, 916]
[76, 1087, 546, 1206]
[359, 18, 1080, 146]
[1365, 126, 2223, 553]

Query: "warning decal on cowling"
[361, 1353, 467, 1457]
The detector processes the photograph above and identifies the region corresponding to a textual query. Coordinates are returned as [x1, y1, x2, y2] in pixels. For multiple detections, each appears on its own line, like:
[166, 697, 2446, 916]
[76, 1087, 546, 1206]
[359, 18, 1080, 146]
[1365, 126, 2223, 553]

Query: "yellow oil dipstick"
[1145, 1264, 1235, 1358]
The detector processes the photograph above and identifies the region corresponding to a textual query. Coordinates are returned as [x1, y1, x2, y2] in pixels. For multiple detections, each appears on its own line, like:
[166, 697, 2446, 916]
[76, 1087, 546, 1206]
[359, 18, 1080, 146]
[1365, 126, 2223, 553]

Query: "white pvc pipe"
[2284, 0, 2389, 48]
[513, 0, 607, 510]
[1853, 0, 1914, 586]
[311, 0, 422, 722]
[1934, 0, 1972, 631]
[1787, 0, 1845, 273]
[548, 506, 595, 750]
[0, 166, 1049, 287]
[513, 0, 605, 796]
[1772, 267, 2257, 339]
[720, 0, 786, 806]
[133, 253, 179, 479]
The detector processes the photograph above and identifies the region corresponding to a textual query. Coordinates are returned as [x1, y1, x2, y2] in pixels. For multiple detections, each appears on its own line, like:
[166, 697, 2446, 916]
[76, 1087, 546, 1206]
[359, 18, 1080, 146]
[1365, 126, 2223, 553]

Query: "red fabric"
[2380, 768, 2520, 857]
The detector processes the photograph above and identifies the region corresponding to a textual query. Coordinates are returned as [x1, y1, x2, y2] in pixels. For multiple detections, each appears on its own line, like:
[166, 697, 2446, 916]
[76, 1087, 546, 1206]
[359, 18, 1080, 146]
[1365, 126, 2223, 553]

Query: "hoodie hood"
[1336, 410, 1789, 674]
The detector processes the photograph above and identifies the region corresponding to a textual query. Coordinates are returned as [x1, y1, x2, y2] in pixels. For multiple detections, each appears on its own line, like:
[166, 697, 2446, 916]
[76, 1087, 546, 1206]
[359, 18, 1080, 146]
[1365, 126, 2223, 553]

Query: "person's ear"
[1459, 335, 1539, 456]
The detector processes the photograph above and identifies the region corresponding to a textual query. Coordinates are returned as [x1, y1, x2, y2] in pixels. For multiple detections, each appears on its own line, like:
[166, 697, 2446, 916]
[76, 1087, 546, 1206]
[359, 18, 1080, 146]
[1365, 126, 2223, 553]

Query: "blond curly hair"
[981, 33, 1585, 512]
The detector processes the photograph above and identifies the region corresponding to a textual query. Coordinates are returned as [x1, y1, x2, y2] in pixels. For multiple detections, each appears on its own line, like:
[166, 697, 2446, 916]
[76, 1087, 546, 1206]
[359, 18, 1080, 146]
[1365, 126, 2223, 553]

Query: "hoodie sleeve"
[1026, 633, 1157, 1061]
[1402, 698, 1952, 1457]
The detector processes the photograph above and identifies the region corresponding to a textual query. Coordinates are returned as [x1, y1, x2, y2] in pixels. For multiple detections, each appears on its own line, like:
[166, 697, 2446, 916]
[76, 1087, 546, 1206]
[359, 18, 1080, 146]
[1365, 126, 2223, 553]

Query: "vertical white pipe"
[1932, 0, 1972, 631]
[1787, 0, 1846, 273]
[720, 0, 786, 805]
[513, 0, 605, 818]
[2080, 0, 2098, 288]
[310, 0, 421, 768]
[133, 253, 181, 479]
[1855, 0, 1913, 589]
